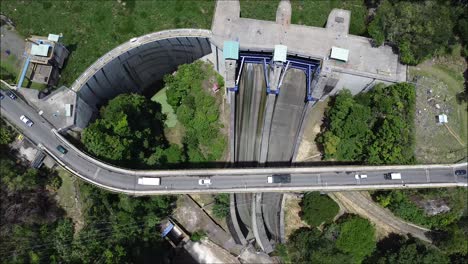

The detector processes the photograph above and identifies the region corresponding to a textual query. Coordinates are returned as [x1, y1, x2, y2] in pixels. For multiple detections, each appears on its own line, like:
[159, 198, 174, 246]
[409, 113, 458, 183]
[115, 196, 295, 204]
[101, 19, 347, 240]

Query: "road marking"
[93, 167, 101, 179]
[425, 169, 430, 182]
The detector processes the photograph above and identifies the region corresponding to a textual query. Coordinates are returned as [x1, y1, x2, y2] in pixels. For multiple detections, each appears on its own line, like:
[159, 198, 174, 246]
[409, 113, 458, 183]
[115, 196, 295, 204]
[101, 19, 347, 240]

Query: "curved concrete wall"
[73, 29, 213, 128]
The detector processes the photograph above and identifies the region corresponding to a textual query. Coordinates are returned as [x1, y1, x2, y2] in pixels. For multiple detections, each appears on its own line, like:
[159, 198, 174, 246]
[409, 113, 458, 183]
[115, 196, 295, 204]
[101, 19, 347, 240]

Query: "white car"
[20, 115, 34, 127]
[355, 174, 367, 179]
[130, 37, 138, 42]
[198, 178, 212, 186]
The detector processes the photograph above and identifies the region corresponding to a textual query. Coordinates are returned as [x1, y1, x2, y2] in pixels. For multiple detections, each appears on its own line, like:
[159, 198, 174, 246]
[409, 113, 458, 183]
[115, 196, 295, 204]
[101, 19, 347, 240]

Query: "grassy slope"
[291, 0, 368, 36]
[410, 50, 467, 163]
[55, 169, 84, 232]
[151, 88, 178, 128]
[240, 0, 280, 21]
[1, 1, 215, 86]
[239, 0, 368, 36]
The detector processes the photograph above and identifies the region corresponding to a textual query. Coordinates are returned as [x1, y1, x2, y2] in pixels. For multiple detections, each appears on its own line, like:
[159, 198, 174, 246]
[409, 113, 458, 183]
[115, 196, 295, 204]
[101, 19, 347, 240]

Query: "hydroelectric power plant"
[13, 0, 409, 254]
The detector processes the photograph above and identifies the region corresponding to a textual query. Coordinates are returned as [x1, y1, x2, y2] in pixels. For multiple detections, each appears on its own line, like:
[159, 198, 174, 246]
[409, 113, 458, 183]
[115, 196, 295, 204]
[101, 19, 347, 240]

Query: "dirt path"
[330, 191, 431, 242]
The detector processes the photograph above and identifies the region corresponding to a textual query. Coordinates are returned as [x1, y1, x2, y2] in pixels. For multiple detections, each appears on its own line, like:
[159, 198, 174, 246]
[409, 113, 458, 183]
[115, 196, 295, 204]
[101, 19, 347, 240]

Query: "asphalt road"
[0, 93, 466, 195]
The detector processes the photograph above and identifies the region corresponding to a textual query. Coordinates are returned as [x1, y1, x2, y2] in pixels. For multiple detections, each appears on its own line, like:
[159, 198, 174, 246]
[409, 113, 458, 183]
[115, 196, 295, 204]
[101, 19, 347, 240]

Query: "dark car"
[267, 174, 291, 184]
[56, 145, 68, 154]
[0, 92, 4, 100]
[6, 90, 17, 100]
[455, 170, 467, 176]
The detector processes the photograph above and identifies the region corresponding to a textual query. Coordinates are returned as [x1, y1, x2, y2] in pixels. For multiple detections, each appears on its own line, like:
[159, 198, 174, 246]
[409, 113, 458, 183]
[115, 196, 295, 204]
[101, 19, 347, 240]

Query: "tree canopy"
[366, 234, 450, 264]
[212, 193, 230, 218]
[368, 0, 457, 65]
[317, 83, 415, 164]
[82, 93, 183, 168]
[165, 61, 227, 164]
[336, 216, 376, 263]
[301, 192, 339, 227]
[281, 214, 376, 264]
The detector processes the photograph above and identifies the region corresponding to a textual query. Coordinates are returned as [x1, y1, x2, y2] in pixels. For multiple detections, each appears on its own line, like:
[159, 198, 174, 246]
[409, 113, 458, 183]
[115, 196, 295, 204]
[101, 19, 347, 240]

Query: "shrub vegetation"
[212, 193, 230, 219]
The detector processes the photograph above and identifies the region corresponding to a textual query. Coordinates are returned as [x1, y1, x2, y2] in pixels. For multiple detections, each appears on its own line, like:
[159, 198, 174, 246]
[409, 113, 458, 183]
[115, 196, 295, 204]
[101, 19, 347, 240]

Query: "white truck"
[137, 177, 161, 185]
[385, 173, 402, 180]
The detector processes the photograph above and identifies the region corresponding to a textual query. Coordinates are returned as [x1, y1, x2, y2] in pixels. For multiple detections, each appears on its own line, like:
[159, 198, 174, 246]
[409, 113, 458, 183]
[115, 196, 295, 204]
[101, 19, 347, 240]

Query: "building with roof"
[19, 34, 69, 89]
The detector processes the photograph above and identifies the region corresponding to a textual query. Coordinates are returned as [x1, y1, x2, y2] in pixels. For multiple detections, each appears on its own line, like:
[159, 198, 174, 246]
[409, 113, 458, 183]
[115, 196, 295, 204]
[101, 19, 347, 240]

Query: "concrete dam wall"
[72, 29, 213, 128]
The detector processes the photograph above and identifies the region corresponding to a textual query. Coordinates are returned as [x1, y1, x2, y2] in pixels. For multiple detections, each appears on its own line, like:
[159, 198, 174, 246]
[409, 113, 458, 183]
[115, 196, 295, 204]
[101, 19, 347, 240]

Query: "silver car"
[20, 115, 34, 127]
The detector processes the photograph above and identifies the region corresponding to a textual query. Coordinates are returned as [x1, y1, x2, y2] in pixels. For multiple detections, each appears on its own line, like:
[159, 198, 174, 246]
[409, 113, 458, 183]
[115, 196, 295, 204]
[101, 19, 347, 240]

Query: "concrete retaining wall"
[73, 29, 213, 128]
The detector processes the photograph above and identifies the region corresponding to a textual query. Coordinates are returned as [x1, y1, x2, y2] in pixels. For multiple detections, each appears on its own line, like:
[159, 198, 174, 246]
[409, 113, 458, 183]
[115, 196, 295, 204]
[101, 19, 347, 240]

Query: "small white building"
[437, 114, 448, 124]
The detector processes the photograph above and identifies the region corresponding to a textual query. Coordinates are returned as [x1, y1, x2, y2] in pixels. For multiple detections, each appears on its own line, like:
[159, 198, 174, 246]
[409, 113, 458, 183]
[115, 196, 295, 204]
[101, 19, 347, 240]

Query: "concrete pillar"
[252, 193, 273, 253]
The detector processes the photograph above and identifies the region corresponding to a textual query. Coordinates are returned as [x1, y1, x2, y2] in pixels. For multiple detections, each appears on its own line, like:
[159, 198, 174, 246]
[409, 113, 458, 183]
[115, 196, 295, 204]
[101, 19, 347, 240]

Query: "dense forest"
[368, 0, 467, 64]
[0, 120, 176, 263]
[82, 93, 184, 169]
[278, 191, 463, 264]
[317, 82, 415, 164]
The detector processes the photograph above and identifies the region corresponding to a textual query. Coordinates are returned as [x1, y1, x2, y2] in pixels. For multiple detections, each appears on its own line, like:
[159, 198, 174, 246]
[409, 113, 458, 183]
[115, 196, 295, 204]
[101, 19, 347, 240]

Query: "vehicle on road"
[455, 170, 467, 176]
[20, 115, 33, 127]
[56, 145, 68, 154]
[385, 172, 402, 180]
[198, 178, 212, 186]
[6, 90, 17, 100]
[130, 37, 138, 42]
[267, 174, 291, 183]
[0, 92, 4, 100]
[355, 174, 367, 179]
[138, 177, 161, 185]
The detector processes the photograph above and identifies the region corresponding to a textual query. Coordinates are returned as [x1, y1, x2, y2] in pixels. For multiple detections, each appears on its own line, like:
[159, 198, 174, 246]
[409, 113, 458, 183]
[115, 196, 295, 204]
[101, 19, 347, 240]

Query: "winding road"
[0, 94, 466, 195]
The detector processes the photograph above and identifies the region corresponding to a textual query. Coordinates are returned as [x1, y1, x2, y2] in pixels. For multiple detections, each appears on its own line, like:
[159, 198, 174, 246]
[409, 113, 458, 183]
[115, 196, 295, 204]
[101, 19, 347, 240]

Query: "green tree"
[190, 230, 206, 242]
[366, 234, 450, 264]
[336, 216, 376, 263]
[283, 227, 353, 264]
[165, 61, 227, 163]
[301, 192, 339, 227]
[0, 119, 14, 145]
[82, 94, 172, 168]
[212, 193, 230, 218]
[317, 83, 415, 165]
[53, 219, 74, 262]
[368, 0, 455, 64]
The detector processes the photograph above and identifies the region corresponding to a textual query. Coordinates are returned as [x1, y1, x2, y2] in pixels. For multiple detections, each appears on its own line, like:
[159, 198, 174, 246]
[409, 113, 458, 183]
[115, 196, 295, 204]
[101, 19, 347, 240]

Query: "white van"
[385, 173, 402, 180]
[137, 177, 161, 185]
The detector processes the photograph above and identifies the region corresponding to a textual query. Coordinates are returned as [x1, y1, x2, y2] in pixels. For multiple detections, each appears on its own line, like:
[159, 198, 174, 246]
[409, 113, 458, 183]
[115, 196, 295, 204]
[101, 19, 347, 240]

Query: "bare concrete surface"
[267, 69, 306, 163]
[239, 245, 276, 264]
[184, 239, 241, 264]
[18, 86, 76, 130]
[331, 191, 431, 242]
[236, 64, 266, 162]
[211, 1, 406, 83]
[173, 195, 243, 255]
[9, 136, 38, 163]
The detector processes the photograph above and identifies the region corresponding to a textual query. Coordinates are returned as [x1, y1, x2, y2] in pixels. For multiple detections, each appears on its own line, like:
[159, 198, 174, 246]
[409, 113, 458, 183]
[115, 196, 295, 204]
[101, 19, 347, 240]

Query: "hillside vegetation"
[317, 83, 416, 164]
